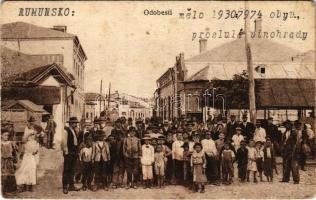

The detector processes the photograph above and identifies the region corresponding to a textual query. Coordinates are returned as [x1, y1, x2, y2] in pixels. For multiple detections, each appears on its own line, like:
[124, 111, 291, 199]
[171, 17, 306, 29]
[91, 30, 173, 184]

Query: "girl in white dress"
[246, 139, 258, 183]
[15, 130, 40, 192]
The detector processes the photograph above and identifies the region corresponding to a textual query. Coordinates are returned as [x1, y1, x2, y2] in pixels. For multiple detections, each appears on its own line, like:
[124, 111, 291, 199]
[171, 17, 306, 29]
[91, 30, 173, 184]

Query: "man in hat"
[239, 114, 256, 142]
[45, 114, 57, 149]
[61, 117, 80, 194]
[253, 121, 267, 144]
[281, 130, 301, 184]
[123, 127, 142, 189]
[201, 131, 219, 184]
[236, 140, 248, 182]
[225, 115, 238, 141]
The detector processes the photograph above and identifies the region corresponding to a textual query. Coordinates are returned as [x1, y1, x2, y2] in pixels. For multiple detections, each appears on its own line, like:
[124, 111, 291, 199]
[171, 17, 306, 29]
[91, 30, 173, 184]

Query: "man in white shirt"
[201, 131, 219, 184]
[253, 121, 267, 144]
[232, 127, 245, 151]
[172, 132, 184, 184]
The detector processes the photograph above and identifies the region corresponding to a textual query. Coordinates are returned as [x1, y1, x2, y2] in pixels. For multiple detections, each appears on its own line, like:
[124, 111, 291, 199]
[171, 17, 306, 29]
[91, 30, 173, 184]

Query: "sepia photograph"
[0, 0, 315, 199]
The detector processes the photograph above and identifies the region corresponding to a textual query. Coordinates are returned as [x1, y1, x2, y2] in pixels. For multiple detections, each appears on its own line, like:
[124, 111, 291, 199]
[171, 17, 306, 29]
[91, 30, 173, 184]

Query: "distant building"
[1, 22, 87, 120]
[155, 19, 315, 123]
[84, 92, 106, 122]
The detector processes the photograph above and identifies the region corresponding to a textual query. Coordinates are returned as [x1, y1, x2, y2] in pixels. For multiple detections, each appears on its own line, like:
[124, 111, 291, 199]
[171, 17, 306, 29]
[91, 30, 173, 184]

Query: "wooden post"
[244, 1, 257, 124]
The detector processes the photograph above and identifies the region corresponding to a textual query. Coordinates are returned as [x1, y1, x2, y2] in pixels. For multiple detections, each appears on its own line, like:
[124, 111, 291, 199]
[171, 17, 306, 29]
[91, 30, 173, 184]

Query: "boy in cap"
[236, 140, 248, 182]
[79, 135, 94, 191]
[123, 127, 142, 189]
[255, 141, 264, 182]
[221, 142, 235, 184]
[263, 138, 275, 182]
[141, 136, 155, 189]
[92, 130, 111, 191]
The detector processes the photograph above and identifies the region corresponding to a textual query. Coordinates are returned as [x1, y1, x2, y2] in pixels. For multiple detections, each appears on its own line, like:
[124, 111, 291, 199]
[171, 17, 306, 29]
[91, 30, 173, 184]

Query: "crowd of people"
[1, 113, 315, 195]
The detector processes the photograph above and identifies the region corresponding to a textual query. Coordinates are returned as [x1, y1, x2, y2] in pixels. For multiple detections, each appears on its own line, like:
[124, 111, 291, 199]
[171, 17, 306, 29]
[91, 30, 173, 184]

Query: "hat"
[143, 136, 151, 140]
[236, 127, 242, 131]
[193, 142, 203, 149]
[128, 126, 136, 132]
[28, 116, 36, 122]
[242, 114, 248, 118]
[158, 135, 165, 140]
[98, 116, 107, 123]
[67, 117, 79, 123]
[163, 120, 169, 124]
[255, 141, 263, 145]
[1, 128, 9, 134]
[96, 130, 106, 140]
[181, 142, 190, 148]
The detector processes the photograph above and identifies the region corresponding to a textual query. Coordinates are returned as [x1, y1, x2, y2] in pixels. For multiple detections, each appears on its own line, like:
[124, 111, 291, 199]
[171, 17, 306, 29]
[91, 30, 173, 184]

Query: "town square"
[1, 1, 315, 199]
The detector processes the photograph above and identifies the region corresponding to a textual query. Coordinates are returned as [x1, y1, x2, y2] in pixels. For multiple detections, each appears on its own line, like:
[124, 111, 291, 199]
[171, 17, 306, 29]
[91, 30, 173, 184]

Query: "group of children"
[74, 126, 277, 194]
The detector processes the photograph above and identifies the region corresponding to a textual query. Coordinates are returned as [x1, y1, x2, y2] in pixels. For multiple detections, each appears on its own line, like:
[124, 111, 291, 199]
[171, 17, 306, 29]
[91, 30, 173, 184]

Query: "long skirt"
[193, 164, 207, 184]
[15, 153, 38, 185]
[2, 158, 17, 192]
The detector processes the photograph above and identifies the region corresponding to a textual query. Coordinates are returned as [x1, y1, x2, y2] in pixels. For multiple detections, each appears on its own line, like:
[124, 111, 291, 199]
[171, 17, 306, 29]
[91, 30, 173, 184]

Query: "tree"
[209, 70, 262, 110]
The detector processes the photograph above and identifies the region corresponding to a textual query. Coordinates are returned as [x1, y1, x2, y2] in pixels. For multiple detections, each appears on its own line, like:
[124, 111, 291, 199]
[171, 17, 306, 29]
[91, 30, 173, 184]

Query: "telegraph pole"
[100, 79, 103, 114]
[108, 82, 111, 110]
[244, 1, 257, 124]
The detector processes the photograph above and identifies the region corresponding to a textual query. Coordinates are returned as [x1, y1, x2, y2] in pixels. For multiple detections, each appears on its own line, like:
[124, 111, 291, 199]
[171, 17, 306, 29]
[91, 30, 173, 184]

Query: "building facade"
[1, 22, 87, 120]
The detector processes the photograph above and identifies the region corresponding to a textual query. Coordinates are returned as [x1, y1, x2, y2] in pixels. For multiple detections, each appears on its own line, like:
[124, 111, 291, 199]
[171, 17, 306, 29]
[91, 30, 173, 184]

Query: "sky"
[1, 1, 314, 97]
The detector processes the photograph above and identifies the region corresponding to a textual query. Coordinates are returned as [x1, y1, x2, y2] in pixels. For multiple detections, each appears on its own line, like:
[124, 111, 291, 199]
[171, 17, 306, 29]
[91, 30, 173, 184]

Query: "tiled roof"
[186, 38, 302, 63]
[1, 47, 74, 86]
[1, 22, 75, 39]
[257, 79, 315, 108]
[2, 100, 49, 113]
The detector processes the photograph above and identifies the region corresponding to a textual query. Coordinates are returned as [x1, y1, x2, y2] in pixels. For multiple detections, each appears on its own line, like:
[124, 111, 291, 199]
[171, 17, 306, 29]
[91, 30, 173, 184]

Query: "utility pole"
[100, 79, 103, 114]
[108, 82, 111, 112]
[244, 1, 257, 124]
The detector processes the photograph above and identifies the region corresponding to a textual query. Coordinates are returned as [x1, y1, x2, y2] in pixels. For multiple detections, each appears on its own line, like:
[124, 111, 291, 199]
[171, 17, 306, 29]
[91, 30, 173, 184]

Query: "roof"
[257, 79, 315, 108]
[85, 92, 106, 102]
[186, 38, 302, 63]
[186, 63, 315, 81]
[1, 22, 75, 39]
[1, 22, 87, 60]
[2, 100, 49, 113]
[1, 47, 74, 87]
[212, 79, 315, 109]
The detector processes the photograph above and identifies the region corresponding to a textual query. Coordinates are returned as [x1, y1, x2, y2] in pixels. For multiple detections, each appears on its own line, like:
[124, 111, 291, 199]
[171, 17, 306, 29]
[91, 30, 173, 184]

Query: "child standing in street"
[79, 135, 94, 191]
[255, 141, 264, 182]
[247, 139, 258, 183]
[221, 142, 235, 184]
[92, 130, 111, 191]
[182, 142, 192, 188]
[191, 143, 207, 193]
[263, 138, 275, 182]
[1, 129, 17, 194]
[236, 140, 248, 182]
[141, 136, 155, 189]
[154, 144, 167, 188]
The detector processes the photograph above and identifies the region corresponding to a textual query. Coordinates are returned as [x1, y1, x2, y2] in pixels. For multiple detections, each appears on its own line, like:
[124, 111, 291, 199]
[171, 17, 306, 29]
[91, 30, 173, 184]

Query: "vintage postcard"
[0, 0, 315, 199]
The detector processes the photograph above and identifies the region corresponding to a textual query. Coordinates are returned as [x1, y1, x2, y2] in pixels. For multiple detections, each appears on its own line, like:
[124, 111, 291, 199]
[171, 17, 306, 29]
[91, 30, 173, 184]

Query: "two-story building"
[1, 22, 87, 120]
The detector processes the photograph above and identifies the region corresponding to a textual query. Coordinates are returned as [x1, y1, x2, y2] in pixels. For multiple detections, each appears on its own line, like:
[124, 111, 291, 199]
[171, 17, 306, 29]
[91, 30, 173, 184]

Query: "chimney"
[199, 38, 207, 54]
[52, 25, 67, 32]
[254, 17, 262, 33]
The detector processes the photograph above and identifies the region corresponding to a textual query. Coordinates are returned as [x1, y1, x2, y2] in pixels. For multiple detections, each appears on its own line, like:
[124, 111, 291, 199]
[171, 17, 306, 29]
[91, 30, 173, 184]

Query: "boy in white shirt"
[141, 136, 155, 188]
[232, 127, 245, 151]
